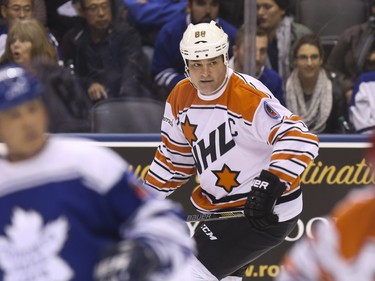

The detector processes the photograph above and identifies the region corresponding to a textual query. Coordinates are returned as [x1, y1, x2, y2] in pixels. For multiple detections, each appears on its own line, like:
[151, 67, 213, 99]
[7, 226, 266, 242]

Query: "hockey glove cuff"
[244, 170, 286, 230]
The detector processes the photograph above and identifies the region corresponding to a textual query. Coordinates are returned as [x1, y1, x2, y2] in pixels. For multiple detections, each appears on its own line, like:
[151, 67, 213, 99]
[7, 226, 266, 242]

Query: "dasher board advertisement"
[2, 134, 370, 280]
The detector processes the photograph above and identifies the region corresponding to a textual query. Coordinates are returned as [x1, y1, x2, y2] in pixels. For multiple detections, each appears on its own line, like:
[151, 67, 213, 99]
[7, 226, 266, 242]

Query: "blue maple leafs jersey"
[0, 136, 194, 281]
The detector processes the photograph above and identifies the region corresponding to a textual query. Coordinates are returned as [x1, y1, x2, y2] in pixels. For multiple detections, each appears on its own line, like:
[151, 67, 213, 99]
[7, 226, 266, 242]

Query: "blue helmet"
[0, 64, 42, 111]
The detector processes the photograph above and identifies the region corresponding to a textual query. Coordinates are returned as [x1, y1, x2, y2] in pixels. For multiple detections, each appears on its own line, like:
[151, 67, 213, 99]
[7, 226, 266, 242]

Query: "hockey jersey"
[145, 68, 319, 222]
[0, 136, 194, 281]
[277, 186, 375, 281]
[350, 71, 375, 134]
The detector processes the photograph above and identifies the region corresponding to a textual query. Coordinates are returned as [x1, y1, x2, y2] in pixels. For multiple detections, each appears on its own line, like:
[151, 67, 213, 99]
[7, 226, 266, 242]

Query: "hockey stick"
[186, 210, 245, 222]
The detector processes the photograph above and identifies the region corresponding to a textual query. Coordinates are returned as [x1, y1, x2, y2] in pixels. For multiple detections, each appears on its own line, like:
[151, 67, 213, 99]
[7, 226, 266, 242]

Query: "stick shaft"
[186, 210, 245, 222]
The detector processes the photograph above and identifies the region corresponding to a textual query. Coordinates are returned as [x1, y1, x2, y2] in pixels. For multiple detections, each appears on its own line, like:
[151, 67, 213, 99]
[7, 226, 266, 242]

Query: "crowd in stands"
[0, 0, 375, 134]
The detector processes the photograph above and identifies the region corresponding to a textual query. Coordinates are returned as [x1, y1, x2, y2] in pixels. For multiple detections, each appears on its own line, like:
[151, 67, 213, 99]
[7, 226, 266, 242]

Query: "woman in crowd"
[257, 0, 312, 83]
[0, 18, 58, 65]
[285, 33, 347, 134]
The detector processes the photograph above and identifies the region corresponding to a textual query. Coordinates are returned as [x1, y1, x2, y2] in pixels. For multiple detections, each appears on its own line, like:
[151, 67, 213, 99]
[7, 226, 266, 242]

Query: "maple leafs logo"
[0, 208, 73, 280]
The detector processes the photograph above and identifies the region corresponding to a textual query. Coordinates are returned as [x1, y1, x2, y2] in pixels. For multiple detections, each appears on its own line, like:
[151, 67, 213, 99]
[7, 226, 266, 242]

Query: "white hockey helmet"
[180, 20, 229, 65]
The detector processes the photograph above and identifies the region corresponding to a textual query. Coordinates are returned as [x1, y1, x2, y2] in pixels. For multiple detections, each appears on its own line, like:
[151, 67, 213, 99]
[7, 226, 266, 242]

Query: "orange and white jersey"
[145, 68, 319, 222]
[278, 186, 375, 281]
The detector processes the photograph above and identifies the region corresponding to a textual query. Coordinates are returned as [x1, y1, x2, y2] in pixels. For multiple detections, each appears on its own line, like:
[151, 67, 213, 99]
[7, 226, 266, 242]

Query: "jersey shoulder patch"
[264, 101, 280, 119]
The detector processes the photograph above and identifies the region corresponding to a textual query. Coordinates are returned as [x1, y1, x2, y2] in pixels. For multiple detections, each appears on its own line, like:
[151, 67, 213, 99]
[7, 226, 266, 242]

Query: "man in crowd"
[230, 25, 285, 105]
[61, 0, 152, 101]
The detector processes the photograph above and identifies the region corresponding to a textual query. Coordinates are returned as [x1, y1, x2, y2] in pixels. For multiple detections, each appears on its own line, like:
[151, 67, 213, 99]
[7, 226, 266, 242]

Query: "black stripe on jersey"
[273, 148, 316, 159]
[161, 131, 190, 147]
[163, 144, 193, 158]
[269, 163, 299, 177]
[271, 126, 305, 144]
[148, 169, 188, 185]
[144, 182, 171, 193]
[270, 116, 285, 131]
[276, 137, 320, 148]
[201, 188, 248, 204]
[189, 105, 228, 111]
[234, 72, 258, 91]
[155, 151, 195, 170]
[288, 158, 308, 169]
[276, 188, 301, 204]
[283, 118, 308, 129]
[154, 158, 192, 178]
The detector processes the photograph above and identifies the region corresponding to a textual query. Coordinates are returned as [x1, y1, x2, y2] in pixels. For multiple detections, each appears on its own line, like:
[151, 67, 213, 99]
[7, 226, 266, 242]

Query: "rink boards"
[1, 133, 372, 280]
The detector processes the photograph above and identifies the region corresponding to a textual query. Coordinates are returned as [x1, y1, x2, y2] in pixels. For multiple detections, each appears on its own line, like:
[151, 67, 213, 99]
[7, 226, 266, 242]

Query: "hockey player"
[144, 21, 320, 280]
[276, 136, 375, 281]
[0, 64, 195, 281]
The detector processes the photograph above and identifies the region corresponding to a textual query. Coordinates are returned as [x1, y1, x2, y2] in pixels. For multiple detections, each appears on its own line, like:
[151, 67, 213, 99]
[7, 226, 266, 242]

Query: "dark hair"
[274, 0, 289, 10]
[235, 25, 268, 47]
[292, 33, 325, 61]
[78, 0, 127, 24]
[1, 0, 34, 6]
[273, 0, 290, 15]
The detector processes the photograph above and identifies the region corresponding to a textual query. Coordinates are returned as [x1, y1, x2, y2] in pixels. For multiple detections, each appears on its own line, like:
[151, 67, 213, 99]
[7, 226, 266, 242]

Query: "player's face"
[187, 55, 227, 95]
[0, 99, 48, 162]
[257, 0, 285, 31]
[255, 35, 268, 76]
[295, 44, 323, 80]
[187, 0, 220, 24]
[0, 0, 33, 25]
[10, 37, 32, 64]
[81, 0, 112, 32]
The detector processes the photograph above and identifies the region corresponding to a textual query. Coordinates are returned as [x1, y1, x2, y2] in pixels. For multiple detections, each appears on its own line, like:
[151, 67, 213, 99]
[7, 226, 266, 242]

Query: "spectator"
[257, 0, 312, 83]
[29, 59, 92, 133]
[0, 19, 58, 65]
[218, 0, 244, 28]
[61, 0, 152, 102]
[327, 0, 375, 105]
[123, 0, 187, 47]
[230, 25, 285, 105]
[0, 63, 195, 281]
[152, 0, 237, 99]
[349, 71, 375, 134]
[0, 0, 61, 59]
[276, 135, 375, 281]
[285, 34, 347, 134]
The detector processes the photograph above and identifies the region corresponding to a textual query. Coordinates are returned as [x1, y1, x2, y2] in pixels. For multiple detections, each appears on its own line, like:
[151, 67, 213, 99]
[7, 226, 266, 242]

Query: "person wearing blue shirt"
[230, 25, 285, 105]
[0, 64, 195, 281]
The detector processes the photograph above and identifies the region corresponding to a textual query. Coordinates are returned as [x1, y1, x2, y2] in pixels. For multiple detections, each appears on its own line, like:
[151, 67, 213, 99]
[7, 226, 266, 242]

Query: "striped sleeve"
[144, 101, 196, 197]
[269, 114, 319, 188]
[253, 98, 319, 191]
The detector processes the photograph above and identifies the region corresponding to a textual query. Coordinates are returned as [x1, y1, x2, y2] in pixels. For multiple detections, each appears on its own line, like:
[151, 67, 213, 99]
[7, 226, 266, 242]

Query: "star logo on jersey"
[0, 208, 73, 281]
[212, 164, 240, 193]
[181, 116, 198, 144]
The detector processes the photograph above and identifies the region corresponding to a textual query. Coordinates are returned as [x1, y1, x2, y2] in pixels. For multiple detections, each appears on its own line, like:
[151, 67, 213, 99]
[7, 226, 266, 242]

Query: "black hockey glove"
[244, 170, 286, 230]
[94, 240, 159, 281]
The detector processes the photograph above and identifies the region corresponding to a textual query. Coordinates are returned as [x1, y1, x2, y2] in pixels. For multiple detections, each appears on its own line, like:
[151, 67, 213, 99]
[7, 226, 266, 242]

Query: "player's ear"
[185, 0, 191, 13]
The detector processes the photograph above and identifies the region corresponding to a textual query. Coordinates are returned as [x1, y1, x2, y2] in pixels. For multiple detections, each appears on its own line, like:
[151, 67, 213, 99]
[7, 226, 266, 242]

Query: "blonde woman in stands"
[0, 18, 58, 65]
